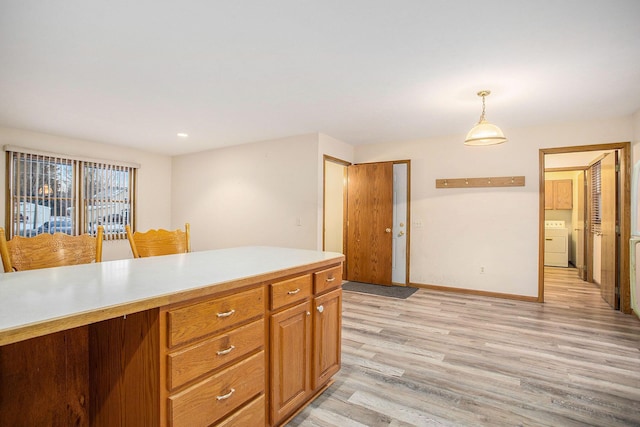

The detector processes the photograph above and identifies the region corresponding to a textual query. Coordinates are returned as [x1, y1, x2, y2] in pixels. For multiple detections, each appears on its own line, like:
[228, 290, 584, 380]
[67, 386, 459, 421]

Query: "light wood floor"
[288, 268, 640, 427]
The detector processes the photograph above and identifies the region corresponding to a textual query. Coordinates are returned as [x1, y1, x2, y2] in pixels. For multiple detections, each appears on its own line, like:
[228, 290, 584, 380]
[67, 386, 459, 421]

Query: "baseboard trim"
[409, 282, 539, 303]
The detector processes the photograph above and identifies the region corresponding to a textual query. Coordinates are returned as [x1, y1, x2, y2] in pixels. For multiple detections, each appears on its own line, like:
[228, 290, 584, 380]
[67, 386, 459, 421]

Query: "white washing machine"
[544, 220, 569, 267]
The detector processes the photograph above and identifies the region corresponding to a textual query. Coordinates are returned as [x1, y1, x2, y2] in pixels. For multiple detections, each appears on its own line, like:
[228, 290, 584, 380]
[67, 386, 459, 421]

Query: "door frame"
[392, 161, 411, 285]
[323, 157, 411, 285]
[322, 155, 351, 280]
[539, 142, 631, 313]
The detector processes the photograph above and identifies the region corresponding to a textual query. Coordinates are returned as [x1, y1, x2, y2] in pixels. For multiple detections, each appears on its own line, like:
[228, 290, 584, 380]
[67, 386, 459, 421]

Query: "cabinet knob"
[385, 228, 391, 233]
[317, 305, 324, 313]
[306, 311, 311, 316]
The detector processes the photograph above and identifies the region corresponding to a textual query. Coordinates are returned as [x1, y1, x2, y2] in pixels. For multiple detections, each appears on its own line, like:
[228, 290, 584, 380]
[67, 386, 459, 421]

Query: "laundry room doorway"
[540, 142, 631, 313]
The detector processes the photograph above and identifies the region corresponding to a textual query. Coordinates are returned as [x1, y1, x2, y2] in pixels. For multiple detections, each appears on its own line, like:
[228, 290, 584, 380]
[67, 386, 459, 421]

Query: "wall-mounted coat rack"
[435, 176, 525, 188]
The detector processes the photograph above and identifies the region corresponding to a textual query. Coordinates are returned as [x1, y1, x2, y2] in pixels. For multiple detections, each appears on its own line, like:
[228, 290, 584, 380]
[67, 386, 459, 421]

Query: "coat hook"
[511, 176, 515, 184]
[444, 180, 448, 186]
[488, 178, 491, 184]
[465, 179, 469, 185]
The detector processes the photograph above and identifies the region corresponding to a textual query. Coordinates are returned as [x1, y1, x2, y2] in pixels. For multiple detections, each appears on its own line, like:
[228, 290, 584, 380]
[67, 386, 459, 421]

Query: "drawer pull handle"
[216, 345, 235, 356]
[287, 288, 301, 295]
[216, 309, 236, 318]
[216, 388, 235, 401]
[545, 238, 553, 241]
[326, 277, 336, 282]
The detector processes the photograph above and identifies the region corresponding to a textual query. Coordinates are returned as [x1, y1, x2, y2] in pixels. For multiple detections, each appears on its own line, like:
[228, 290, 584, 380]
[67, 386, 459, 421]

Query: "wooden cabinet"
[312, 287, 342, 389]
[545, 179, 573, 210]
[161, 286, 266, 427]
[269, 265, 343, 426]
[270, 299, 313, 423]
[0, 248, 344, 427]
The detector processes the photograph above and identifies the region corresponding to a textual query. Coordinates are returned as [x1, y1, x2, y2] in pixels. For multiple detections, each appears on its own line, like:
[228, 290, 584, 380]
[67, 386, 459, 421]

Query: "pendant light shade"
[465, 90, 507, 146]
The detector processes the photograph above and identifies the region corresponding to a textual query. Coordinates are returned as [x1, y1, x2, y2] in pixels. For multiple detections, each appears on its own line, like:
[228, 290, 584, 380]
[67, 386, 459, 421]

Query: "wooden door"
[270, 300, 312, 424]
[576, 172, 587, 280]
[312, 288, 342, 389]
[346, 162, 393, 285]
[600, 152, 618, 308]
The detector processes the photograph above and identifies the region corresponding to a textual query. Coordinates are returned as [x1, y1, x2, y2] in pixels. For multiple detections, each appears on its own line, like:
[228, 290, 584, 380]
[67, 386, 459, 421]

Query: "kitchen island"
[0, 246, 344, 426]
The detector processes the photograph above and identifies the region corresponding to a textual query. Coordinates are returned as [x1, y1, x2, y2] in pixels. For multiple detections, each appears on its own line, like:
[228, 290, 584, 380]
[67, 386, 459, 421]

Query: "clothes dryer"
[544, 220, 569, 267]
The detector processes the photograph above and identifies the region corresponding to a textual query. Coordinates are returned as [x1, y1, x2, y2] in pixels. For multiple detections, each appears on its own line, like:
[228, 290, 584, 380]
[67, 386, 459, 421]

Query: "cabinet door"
[312, 288, 342, 389]
[270, 300, 312, 424]
[553, 180, 573, 209]
[544, 180, 554, 210]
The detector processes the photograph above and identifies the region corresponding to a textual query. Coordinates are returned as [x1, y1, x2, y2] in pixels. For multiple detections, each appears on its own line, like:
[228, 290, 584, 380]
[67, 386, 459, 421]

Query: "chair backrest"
[125, 223, 191, 258]
[0, 226, 104, 272]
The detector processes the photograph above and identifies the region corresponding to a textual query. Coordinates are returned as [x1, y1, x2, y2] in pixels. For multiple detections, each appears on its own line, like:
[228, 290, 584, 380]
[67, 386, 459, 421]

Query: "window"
[591, 160, 601, 233]
[5, 146, 138, 240]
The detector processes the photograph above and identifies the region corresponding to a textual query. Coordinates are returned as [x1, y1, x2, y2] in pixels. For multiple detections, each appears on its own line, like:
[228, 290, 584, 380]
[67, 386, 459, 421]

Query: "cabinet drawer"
[168, 287, 265, 348]
[168, 319, 265, 390]
[270, 275, 312, 310]
[169, 351, 265, 427]
[313, 265, 342, 294]
[215, 394, 265, 427]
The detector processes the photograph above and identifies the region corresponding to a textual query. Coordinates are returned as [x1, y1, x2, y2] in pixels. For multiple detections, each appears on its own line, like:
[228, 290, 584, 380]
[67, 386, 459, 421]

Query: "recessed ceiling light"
[177, 133, 189, 138]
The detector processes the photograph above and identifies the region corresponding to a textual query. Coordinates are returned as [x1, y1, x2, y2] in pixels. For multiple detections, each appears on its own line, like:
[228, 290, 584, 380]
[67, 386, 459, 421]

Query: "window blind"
[8, 151, 77, 237]
[591, 160, 601, 233]
[6, 148, 137, 240]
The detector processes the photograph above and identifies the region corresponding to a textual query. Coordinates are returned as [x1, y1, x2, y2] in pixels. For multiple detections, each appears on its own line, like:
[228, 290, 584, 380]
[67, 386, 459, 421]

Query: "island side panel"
[89, 309, 160, 427]
[0, 326, 90, 426]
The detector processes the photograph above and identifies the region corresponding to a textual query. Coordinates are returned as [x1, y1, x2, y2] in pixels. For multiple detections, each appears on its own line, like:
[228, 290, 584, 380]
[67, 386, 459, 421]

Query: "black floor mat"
[342, 281, 418, 299]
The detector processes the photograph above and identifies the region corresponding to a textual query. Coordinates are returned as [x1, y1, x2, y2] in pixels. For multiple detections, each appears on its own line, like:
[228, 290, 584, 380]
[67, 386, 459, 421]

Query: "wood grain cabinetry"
[0, 248, 344, 427]
[270, 299, 313, 423]
[312, 287, 342, 389]
[162, 286, 266, 427]
[269, 264, 342, 426]
[545, 179, 573, 210]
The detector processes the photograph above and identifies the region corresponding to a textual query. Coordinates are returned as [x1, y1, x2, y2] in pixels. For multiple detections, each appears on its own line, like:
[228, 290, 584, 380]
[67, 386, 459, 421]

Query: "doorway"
[323, 157, 410, 286]
[540, 142, 631, 313]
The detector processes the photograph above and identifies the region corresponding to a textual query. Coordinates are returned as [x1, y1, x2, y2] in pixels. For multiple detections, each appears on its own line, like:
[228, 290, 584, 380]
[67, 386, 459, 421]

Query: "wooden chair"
[125, 223, 191, 258]
[0, 225, 103, 425]
[0, 226, 104, 272]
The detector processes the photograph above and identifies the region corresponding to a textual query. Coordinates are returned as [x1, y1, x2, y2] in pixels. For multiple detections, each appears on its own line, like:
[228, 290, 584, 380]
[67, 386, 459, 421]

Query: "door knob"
[399, 231, 405, 236]
[385, 228, 391, 233]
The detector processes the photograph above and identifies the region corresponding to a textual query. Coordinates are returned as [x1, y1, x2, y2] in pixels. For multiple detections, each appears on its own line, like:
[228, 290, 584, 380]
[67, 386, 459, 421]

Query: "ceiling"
[1, 1, 639, 156]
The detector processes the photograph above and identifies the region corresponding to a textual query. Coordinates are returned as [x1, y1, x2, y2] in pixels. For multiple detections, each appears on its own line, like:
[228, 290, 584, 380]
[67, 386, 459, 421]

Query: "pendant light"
[464, 90, 507, 146]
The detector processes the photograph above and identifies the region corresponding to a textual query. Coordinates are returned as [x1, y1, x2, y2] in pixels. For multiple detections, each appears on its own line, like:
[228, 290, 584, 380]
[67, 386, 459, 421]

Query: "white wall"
[354, 116, 634, 297]
[2, 113, 636, 301]
[0, 126, 172, 261]
[172, 133, 320, 252]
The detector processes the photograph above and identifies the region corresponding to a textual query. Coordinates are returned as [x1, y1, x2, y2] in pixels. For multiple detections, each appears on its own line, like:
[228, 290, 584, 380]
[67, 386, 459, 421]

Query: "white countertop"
[0, 246, 343, 345]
